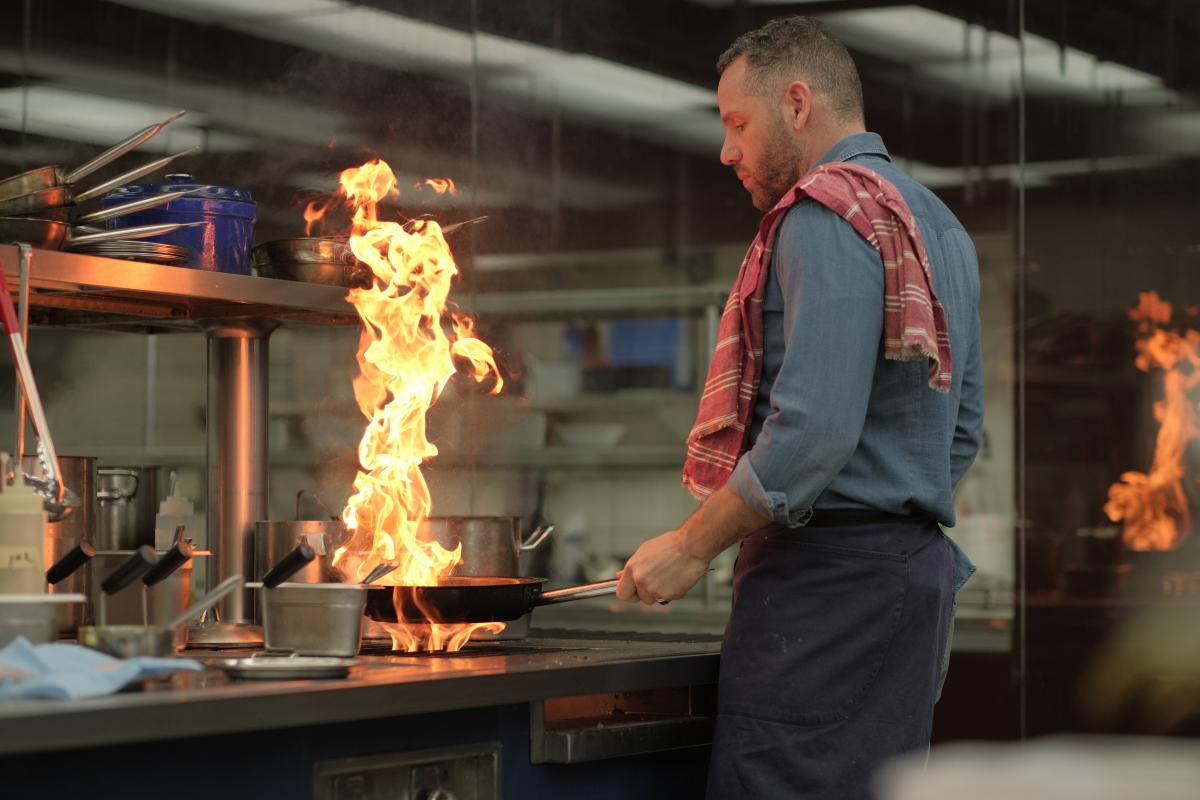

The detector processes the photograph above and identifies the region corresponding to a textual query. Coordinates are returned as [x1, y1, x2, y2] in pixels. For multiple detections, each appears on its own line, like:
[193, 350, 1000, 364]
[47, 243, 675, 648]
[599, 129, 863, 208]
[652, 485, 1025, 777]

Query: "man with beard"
[615, 16, 982, 799]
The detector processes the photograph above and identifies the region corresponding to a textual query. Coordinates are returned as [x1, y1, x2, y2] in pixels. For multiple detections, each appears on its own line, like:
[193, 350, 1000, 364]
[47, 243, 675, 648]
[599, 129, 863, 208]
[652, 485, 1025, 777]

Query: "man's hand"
[615, 485, 771, 605]
[616, 528, 711, 605]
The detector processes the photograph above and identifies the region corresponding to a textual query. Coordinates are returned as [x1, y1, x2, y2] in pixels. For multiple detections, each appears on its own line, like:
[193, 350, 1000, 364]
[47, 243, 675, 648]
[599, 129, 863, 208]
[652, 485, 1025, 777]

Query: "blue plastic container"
[102, 173, 257, 274]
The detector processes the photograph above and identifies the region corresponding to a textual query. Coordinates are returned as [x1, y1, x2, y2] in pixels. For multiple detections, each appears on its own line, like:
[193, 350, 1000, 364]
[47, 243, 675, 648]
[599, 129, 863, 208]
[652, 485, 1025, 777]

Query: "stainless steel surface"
[207, 319, 277, 622]
[22, 454, 95, 634]
[0, 631, 721, 756]
[530, 706, 712, 764]
[0, 594, 85, 647]
[219, 656, 357, 680]
[254, 520, 344, 588]
[72, 147, 198, 203]
[0, 165, 65, 202]
[185, 619, 263, 649]
[63, 110, 187, 184]
[0, 245, 355, 324]
[261, 582, 367, 657]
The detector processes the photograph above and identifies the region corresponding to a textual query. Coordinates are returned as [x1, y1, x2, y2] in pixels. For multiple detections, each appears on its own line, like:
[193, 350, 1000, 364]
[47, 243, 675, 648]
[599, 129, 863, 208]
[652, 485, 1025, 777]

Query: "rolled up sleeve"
[724, 202, 884, 526]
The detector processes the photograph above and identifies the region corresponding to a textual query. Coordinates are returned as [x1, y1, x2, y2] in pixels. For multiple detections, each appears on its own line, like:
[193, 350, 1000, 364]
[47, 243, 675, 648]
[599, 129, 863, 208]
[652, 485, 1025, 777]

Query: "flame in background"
[1104, 291, 1200, 551]
[326, 158, 505, 651]
[419, 177, 457, 195]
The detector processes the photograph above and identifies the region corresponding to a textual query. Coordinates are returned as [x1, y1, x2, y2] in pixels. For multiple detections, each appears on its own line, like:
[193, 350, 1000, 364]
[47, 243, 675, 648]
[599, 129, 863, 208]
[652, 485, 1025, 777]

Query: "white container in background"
[0, 477, 48, 594]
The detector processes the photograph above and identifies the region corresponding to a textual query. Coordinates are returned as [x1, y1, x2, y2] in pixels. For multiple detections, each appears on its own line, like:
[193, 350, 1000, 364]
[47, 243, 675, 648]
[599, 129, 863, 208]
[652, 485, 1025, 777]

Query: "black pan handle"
[142, 540, 195, 586]
[100, 545, 158, 595]
[262, 543, 316, 589]
[45, 541, 96, 585]
[534, 579, 619, 606]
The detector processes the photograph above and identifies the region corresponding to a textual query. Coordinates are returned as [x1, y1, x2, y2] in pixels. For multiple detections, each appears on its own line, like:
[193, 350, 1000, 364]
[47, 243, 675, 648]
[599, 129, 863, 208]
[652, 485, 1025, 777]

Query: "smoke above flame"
[1104, 291, 1200, 551]
[319, 158, 505, 650]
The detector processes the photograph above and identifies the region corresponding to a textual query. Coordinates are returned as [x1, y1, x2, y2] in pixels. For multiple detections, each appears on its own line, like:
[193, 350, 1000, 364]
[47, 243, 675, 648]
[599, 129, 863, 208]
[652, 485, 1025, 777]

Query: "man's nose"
[720, 140, 740, 166]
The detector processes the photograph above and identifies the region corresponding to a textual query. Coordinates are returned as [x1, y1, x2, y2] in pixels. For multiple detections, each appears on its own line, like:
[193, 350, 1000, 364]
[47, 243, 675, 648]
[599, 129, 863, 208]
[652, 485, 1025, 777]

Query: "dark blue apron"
[706, 514, 973, 799]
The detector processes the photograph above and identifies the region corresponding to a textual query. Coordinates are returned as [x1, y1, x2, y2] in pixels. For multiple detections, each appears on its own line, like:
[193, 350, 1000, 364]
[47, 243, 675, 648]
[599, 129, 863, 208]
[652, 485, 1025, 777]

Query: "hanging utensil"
[0, 284, 79, 520]
[0, 110, 187, 201]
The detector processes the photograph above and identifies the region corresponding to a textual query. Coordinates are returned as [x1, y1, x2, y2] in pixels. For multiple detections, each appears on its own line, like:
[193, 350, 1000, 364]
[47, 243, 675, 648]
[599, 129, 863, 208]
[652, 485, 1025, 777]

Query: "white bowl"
[554, 422, 626, 448]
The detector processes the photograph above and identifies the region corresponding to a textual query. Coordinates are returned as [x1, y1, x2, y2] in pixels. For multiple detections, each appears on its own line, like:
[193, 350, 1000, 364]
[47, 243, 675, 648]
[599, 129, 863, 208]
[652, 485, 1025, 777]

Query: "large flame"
[1104, 292, 1200, 551]
[326, 158, 505, 650]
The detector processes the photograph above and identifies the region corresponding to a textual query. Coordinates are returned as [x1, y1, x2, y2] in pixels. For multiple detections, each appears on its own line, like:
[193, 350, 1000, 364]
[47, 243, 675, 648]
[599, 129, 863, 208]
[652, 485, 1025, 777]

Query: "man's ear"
[784, 80, 812, 132]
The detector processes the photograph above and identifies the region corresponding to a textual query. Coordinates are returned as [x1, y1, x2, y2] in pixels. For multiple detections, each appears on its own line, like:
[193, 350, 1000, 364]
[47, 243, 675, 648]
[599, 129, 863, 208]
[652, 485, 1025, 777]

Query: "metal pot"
[96, 466, 159, 550]
[419, 516, 553, 577]
[254, 520, 348, 586]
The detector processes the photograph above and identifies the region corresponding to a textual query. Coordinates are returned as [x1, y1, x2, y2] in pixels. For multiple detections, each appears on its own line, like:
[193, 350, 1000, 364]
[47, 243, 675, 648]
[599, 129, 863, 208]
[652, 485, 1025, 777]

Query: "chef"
[616, 16, 982, 799]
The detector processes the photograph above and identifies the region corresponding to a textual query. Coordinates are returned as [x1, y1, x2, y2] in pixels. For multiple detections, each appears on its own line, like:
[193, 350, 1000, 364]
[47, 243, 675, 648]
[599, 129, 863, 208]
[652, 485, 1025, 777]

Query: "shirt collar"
[814, 132, 891, 167]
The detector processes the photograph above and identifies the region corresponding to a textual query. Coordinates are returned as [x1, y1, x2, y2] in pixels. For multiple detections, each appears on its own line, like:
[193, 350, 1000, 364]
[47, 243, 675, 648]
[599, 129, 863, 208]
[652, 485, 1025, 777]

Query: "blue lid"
[103, 173, 256, 218]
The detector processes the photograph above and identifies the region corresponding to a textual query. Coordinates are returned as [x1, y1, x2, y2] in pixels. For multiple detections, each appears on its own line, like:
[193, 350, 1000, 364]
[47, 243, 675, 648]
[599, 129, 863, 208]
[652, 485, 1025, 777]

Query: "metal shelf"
[1, 244, 357, 331]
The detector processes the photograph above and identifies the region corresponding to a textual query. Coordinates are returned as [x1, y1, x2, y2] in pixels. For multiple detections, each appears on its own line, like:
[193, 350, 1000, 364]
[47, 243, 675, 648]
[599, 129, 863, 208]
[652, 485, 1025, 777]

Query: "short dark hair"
[717, 16, 864, 123]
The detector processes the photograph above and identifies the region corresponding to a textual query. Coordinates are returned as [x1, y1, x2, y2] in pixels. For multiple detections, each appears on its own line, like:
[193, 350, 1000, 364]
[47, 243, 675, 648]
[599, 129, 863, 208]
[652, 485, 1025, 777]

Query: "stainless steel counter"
[0, 630, 720, 757]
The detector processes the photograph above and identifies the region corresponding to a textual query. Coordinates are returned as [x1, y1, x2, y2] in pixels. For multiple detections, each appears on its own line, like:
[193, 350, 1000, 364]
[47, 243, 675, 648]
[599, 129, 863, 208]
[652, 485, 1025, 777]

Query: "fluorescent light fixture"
[110, 0, 723, 153]
[825, 6, 1175, 105]
[0, 85, 250, 152]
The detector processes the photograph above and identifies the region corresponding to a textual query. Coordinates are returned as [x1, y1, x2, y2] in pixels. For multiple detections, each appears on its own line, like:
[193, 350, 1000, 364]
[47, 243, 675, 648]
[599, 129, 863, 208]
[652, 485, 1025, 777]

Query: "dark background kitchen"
[2, 0, 1199, 772]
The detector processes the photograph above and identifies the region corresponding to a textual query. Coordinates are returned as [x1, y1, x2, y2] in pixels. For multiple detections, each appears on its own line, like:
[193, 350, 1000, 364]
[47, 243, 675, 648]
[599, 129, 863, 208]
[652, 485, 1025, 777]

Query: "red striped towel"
[682, 162, 953, 500]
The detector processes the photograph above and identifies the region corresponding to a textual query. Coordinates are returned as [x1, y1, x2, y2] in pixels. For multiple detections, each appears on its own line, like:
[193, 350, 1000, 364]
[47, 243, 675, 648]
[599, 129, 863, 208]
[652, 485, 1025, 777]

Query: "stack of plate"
[65, 239, 189, 265]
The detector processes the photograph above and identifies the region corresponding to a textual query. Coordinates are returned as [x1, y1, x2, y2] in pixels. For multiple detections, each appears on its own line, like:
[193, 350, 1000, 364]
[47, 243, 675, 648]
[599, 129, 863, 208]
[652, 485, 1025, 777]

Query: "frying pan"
[364, 576, 618, 624]
[0, 111, 186, 202]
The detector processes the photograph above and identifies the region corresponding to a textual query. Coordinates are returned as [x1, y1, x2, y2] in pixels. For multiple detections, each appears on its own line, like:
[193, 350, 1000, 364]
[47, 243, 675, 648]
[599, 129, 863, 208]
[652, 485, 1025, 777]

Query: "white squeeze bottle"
[0, 451, 48, 594]
[154, 470, 199, 550]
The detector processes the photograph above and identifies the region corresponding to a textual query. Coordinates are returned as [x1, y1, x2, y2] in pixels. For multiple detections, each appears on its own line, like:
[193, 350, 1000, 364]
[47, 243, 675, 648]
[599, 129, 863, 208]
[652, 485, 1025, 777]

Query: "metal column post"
[206, 319, 278, 621]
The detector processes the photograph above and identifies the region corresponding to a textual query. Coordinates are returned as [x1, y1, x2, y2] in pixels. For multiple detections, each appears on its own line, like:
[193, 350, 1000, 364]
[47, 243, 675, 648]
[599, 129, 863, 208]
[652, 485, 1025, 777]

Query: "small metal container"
[76, 624, 176, 658]
[0, 594, 86, 647]
[262, 582, 366, 657]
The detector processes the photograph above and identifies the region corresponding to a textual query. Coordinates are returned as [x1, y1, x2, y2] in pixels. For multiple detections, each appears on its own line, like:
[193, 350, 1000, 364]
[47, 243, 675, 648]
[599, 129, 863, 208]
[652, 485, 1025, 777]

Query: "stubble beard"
[751, 122, 803, 212]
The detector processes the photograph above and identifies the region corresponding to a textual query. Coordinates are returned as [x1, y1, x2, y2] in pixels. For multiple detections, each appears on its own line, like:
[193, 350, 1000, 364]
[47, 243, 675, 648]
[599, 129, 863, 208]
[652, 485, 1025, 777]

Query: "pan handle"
[535, 579, 618, 606]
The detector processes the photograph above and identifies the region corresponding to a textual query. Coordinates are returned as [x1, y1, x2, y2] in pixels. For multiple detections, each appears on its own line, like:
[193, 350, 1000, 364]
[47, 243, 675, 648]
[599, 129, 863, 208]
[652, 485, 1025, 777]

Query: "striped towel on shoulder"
[682, 162, 953, 500]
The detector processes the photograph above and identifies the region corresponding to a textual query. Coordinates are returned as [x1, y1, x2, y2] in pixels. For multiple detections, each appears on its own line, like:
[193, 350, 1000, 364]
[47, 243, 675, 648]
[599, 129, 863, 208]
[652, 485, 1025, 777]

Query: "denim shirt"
[725, 133, 983, 588]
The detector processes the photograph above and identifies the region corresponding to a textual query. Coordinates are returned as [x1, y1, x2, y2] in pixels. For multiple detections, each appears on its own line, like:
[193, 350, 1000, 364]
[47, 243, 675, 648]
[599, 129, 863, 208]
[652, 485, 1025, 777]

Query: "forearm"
[680, 485, 771, 562]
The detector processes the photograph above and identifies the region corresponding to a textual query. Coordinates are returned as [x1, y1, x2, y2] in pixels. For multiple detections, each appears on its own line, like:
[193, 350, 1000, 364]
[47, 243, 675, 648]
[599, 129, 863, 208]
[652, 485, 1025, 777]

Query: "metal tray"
[216, 656, 358, 680]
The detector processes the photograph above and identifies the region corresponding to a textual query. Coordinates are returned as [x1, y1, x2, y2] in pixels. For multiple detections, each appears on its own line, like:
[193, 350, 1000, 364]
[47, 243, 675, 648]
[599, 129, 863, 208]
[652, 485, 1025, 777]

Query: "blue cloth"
[707, 518, 956, 800]
[0, 636, 201, 700]
[725, 133, 984, 547]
